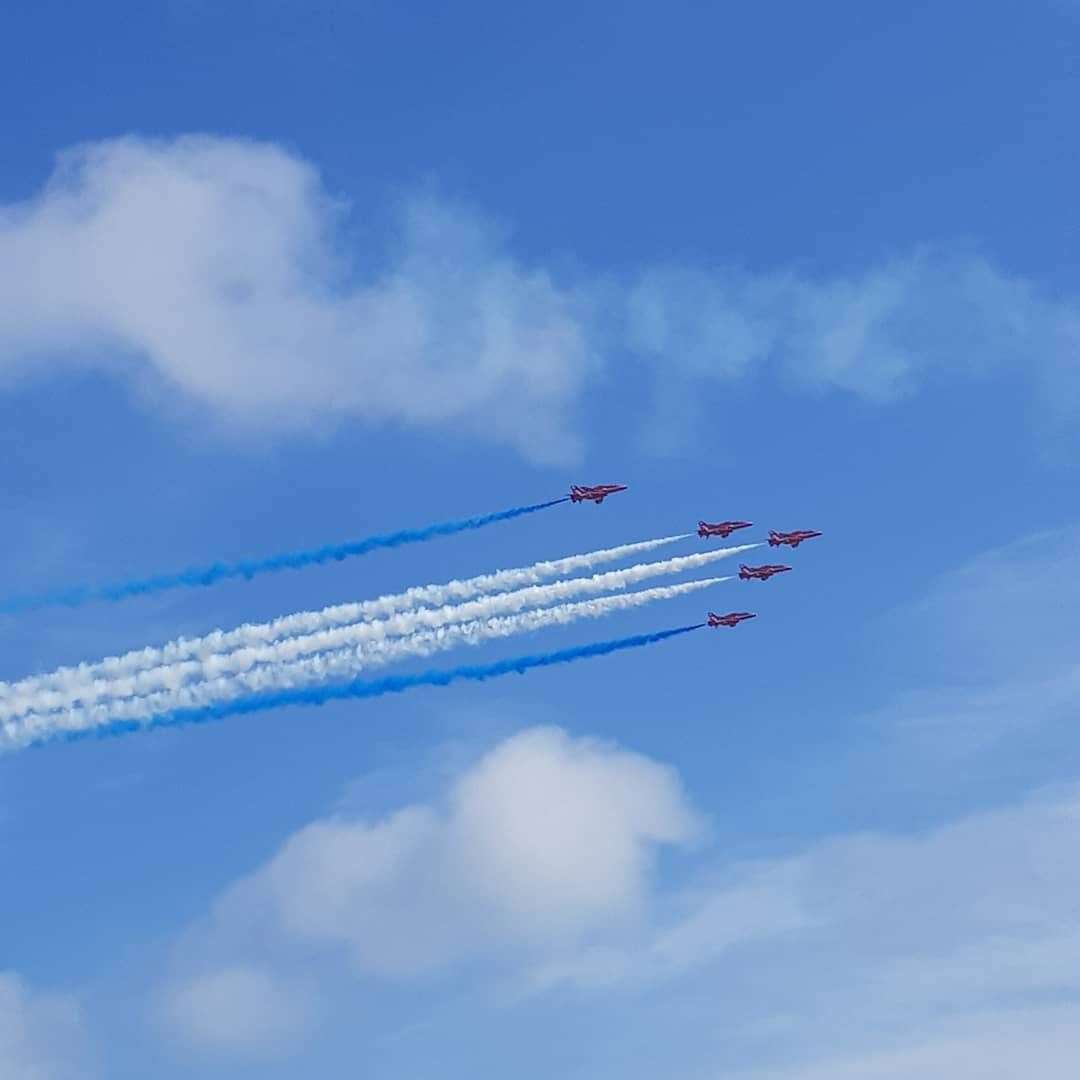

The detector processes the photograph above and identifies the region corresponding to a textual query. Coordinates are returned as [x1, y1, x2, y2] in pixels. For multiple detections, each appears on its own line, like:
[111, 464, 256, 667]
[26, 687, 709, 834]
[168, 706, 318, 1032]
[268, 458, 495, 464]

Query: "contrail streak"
[1, 533, 711, 704]
[0, 498, 568, 614]
[0, 545, 756, 720]
[3, 580, 720, 749]
[15, 625, 704, 752]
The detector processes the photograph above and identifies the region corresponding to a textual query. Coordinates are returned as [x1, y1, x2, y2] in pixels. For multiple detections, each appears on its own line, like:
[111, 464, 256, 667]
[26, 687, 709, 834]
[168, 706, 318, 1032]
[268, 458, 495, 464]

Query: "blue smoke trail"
[1, 499, 569, 614]
[37, 623, 703, 750]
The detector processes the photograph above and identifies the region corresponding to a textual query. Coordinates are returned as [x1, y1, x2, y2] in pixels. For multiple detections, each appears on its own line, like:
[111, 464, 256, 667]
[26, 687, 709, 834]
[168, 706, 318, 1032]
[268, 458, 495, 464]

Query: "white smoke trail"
[3, 578, 721, 749]
[1, 544, 756, 721]
[0, 533, 695, 704]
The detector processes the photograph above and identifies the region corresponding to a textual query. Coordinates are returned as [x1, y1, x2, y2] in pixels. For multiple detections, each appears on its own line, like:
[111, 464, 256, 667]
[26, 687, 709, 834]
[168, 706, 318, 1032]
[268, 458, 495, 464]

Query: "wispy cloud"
[0, 971, 92, 1080]
[731, 1004, 1080, 1080]
[626, 255, 1043, 401]
[158, 966, 316, 1059]
[1, 136, 1076, 462]
[0, 137, 593, 464]
[865, 528, 1080, 753]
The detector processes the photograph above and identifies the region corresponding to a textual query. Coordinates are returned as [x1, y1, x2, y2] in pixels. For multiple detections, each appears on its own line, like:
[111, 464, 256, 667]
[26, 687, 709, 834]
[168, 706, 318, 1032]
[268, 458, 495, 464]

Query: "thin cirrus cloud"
[729, 1005, 1080, 1080]
[861, 528, 1080, 753]
[522, 784, 1080, 1080]
[1, 135, 1076, 463]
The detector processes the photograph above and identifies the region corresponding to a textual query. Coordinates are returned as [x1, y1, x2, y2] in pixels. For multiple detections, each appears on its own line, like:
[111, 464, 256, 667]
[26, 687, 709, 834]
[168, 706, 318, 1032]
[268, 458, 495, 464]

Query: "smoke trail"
[5, 579, 720, 745]
[1, 533, 706, 703]
[0, 498, 568, 615]
[1, 545, 755, 720]
[15, 625, 703, 752]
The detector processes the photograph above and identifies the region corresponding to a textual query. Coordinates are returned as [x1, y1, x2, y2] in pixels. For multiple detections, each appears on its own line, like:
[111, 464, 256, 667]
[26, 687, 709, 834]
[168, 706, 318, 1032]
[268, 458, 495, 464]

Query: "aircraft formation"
[1, 479, 823, 753]
[570, 482, 821, 632]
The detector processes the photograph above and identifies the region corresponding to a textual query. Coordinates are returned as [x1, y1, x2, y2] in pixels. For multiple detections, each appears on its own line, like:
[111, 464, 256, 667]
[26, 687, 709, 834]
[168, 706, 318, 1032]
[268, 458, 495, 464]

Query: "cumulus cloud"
[144, 588, 1080, 1074]
[1, 135, 1077, 462]
[164, 738, 1080, 1073]
[0, 136, 593, 464]
[209, 726, 700, 980]
[158, 726, 699, 1060]
[0, 972, 92, 1080]
[160, 965, 315, 1057]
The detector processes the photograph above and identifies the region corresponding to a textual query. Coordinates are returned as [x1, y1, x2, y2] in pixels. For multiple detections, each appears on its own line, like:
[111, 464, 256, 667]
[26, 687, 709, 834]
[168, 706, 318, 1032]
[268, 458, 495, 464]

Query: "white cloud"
[536, 782, 1080, 1075]
[144, 571, 1080, 1073]
[212, 726, 699, 979]
[160, 965, 315, 1058]
[529, 622, 1080, 991]
[627, 254, 1065, 403]
[445, 725, 700, 940]
[160, 726, 698, 1057]
[139, 530, 1080, 1074]
[0, 972, 92, 1080]
[168, 725, 695, 1010]
[0, 136, 592, 464]
[1, 135, 1077, 463]
[883, 529, 1080, 682]
[865, 529, 1080, 751]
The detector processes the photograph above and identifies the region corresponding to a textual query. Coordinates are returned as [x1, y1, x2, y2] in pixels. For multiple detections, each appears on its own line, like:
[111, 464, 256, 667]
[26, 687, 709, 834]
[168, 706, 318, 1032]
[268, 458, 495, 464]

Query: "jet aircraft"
[698, 520, 753, 539]
[569, 484, 628, 504]
[707, 611, 757, 628]
[738, 563, 792, 581]
[768, 529, 822, 548]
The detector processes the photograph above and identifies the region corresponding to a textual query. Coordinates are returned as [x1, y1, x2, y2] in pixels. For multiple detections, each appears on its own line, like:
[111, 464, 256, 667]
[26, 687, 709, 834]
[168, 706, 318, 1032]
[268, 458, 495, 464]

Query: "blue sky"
[1, 2, 1079, 1076]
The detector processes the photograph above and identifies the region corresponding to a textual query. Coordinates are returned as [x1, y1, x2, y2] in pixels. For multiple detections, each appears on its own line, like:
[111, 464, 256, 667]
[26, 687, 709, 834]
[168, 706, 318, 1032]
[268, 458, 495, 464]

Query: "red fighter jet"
[569, 483, 628, 504]
[739, 563, 791, 581]
[698, 520, 753, 539]
[707, 611, 757, 628]
[768, 529, 822, 549]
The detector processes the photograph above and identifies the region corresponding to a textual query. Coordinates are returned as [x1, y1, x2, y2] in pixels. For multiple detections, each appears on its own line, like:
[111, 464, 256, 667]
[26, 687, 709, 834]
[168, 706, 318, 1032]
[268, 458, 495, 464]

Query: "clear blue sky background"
[2, 3, 1079, 1077]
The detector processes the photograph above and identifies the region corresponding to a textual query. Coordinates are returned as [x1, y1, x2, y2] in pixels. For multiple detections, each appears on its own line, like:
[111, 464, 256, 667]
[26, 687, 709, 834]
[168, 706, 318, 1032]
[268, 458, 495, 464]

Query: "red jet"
[569, 483, 628, 504]
[739, 563, 791, 581]
[707, 611, 757, 628]
[768, 529, 822, 548]
[698, 520, 753, 539]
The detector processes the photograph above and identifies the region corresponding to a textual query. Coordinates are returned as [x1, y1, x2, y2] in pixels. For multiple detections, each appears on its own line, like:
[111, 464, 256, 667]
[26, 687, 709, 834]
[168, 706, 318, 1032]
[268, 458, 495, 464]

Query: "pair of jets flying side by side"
[569, 487, 821, 557]
[697, 519, 822, 548]
[568, 484, 824, 634]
